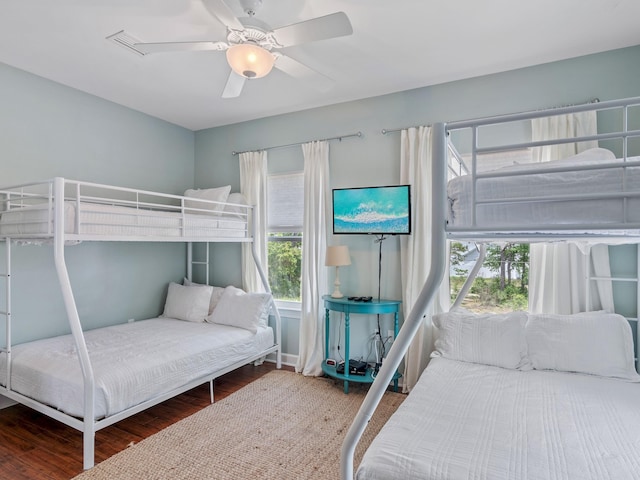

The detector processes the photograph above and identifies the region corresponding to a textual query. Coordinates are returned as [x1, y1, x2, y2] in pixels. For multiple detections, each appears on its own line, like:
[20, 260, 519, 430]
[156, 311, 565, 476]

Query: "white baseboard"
[266, 352, 298, 368]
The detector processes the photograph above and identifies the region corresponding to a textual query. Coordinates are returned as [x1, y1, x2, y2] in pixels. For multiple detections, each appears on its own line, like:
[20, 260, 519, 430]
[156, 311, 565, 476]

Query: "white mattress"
[0, 201, 247, 238]
[0, 318, 274, 418]
[357, 357, 640, 480]
[448, 149, 640, 230]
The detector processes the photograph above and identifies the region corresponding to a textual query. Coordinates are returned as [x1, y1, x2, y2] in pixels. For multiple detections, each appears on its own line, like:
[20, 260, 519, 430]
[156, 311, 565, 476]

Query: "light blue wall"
[195, 45, 640, 361]
[3, 45, 640, 358]
[0, 63, 195, 344]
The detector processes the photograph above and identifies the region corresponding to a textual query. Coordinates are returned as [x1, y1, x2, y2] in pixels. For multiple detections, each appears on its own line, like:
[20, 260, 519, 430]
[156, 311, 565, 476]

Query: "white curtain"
[529, 243, 614, 313]
[400, 126, 450, 392]
[239, 151, 268, 293]
[529, 111, 614, 313]
[531, 111, 598, 163]
[296, 141, 330, 376]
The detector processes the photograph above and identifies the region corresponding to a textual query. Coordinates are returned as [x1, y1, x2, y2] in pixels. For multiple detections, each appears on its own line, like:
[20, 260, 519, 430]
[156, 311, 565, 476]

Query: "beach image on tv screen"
[333, 185, 410, 234]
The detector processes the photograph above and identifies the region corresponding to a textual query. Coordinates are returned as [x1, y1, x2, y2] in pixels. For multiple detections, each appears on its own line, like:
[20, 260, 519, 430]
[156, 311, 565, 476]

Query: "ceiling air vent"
[106, 30, 146, 56]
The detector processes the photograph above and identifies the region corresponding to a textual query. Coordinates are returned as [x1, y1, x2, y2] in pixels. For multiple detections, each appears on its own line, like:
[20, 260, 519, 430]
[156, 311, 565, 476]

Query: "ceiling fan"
[110, 0, 353, 98]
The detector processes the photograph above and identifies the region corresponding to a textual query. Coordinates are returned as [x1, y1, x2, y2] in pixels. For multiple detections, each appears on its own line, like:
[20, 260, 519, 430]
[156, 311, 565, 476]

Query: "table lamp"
[325, 245, 351, 298]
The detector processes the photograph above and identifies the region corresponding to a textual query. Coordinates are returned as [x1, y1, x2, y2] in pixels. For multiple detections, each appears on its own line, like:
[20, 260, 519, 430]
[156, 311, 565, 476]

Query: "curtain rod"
[380, 97, 600, 135]
[232, 131, 362, 156]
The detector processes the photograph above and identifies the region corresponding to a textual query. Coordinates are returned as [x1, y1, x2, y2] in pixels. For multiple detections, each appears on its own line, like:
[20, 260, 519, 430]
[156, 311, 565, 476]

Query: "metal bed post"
[249, 207, 282, 369]
[340, 122, 448, 480]
[52, 177, 97, 470]
[637, 244, 640, 372]
[187, 242, 211, 284]
[1, 238, 10, 390]
[452, 244, 486, 309]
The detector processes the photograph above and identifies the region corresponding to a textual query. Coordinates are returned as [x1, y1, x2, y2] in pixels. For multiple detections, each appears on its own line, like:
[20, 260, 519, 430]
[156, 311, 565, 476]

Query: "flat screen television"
[332, 184, 411, 235]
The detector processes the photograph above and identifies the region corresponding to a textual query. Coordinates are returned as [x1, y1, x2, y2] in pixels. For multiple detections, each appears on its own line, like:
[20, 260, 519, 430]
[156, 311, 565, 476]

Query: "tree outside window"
[450, 242, 529, 312]
[268, 233, 302, 301]
[267, 172, 303, 302]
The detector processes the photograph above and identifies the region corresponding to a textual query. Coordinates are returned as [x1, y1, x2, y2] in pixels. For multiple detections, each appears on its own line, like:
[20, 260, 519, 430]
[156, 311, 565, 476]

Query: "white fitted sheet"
[357, 357, 640, 480]
[448, 149, 640, 230]
[0, 201, 247, 238]
[0, 318, 274, 419]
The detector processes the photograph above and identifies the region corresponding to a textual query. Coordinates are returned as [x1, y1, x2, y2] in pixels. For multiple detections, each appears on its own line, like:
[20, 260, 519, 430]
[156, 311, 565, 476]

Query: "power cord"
[335, 314, 344, 361]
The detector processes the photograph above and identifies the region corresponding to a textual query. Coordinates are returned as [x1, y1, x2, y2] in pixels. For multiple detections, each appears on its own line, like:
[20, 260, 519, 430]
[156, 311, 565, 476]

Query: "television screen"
[332, 185, 411, 235]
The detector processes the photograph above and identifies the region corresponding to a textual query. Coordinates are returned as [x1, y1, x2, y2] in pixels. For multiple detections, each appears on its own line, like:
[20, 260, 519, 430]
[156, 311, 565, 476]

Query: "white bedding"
[0, 318, 274, 418]
[357, 357, 640, 480]
[0, 201, 247, 238]
[448, 149, 640, 229]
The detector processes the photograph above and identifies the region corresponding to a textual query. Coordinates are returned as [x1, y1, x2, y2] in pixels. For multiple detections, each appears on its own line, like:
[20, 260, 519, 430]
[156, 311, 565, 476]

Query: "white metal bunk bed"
[341, 96, 640, 479]
[0, 177, 282, 470]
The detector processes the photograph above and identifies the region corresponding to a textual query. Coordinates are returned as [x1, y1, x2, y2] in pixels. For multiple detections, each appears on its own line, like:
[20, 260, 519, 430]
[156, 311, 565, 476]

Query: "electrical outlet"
[387, 329, 394, 339]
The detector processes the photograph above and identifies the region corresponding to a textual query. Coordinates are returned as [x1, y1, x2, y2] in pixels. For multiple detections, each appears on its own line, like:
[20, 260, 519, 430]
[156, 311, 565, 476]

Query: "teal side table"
[322, 295, 402, 394]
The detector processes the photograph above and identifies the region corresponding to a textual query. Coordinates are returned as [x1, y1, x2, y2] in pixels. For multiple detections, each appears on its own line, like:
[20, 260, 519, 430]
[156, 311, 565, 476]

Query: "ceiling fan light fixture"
[226, 44, 274, 79]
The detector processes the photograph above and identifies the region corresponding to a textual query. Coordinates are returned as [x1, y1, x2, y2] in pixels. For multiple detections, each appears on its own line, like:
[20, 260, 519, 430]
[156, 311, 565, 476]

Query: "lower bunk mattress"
[0, 318, 274, 419]
[356, 357, 640, 480]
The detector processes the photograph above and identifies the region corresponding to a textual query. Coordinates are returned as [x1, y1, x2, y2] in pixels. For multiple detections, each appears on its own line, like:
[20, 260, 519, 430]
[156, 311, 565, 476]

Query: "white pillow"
[207, 286, 271, 333]
[526, 312, 640, 381]
[184, 186, 231, 214]
[224, 192, 248, 216]
[162, 282, 213, 323]
[183, 277, 225, 315]
[432, 308, 530, 370]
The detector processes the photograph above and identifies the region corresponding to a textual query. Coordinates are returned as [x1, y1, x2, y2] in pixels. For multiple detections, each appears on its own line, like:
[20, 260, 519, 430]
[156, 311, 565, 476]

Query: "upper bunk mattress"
[356, 357, 640, 480]
[0, 318, 274, 419]
[0, 201, 247, 238]
[447, 148, 640, 231]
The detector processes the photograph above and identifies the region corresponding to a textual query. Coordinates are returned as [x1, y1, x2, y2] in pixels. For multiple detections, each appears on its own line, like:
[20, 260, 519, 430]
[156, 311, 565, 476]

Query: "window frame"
[267, 171, 304, 308]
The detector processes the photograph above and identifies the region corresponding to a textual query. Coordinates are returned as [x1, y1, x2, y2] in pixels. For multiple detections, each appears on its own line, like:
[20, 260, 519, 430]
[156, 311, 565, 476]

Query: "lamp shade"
[226, 44, 275, 79]
[325, 245, 351, 267]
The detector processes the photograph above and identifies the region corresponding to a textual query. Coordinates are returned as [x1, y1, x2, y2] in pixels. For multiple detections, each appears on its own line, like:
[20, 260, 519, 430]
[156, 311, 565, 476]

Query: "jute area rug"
[73, 370, 405, 480]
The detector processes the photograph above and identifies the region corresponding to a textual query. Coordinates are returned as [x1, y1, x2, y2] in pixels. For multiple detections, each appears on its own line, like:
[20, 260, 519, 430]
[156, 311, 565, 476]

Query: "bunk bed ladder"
[1, 238, 10, 390]
[187, 242, 217, 402]
[586, 243, 640, 371]
[250, 229, 283, 370]
[187, 242, 210, 285]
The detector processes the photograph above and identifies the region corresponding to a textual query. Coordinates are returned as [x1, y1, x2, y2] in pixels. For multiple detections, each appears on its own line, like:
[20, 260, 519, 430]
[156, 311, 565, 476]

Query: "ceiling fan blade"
[134, 41, 228, 55]
[221, 70, 247, 98]
[202, 0, 244, 31]
[274, 54, 334, 91]
[271, 12, 353, 48]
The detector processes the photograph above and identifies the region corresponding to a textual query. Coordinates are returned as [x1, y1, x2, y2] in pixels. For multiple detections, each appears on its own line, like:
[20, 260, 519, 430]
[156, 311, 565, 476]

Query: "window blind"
[267, 172, 304, 232]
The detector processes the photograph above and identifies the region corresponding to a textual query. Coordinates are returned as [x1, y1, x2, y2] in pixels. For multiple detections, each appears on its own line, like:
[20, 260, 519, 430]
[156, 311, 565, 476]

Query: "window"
[449, 148, 533, 313]
[450, 242, 530, 313]
[267, 172, 303, 302]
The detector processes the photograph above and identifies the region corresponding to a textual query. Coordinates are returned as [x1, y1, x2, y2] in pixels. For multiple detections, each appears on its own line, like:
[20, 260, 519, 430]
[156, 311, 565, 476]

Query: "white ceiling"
[1, 0, 639, 131]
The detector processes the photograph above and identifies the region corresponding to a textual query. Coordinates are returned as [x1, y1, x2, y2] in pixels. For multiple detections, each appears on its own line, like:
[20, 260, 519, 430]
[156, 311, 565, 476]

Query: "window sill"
[274, 299, 301, 319]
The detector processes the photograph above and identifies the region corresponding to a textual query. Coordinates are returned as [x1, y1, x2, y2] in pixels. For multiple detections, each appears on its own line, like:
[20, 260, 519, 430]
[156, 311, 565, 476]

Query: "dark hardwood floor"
[0, 362, 292, 480]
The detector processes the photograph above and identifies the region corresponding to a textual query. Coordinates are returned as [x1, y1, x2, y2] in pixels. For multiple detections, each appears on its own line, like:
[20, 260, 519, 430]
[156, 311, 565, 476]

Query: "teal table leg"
[393, 311, 399, 392]
[344, 312, 350, 394]
[325, 308, 330, 361]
